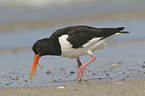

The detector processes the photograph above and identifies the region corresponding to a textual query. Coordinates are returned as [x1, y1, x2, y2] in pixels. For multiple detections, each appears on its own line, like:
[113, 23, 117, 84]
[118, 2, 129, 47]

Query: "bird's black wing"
[67, 26, 126, 48]
[67, 26, 103, 48]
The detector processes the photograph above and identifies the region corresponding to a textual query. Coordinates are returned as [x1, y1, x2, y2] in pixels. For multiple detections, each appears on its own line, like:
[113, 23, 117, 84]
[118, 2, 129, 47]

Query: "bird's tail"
[119, 31, 130, 34]
[117, 27, 130, 34]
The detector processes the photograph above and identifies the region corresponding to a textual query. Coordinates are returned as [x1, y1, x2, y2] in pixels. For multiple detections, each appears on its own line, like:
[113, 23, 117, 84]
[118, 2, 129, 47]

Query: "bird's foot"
[77, 66, 84, 83]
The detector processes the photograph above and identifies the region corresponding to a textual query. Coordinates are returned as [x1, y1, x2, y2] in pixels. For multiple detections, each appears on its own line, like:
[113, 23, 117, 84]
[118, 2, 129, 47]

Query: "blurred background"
[0, 0, 145, 52]
[0, 0, 145, 87]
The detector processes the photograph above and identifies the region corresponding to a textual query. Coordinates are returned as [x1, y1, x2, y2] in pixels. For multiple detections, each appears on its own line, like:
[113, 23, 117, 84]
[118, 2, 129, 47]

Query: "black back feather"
[50, 25, 128, 48]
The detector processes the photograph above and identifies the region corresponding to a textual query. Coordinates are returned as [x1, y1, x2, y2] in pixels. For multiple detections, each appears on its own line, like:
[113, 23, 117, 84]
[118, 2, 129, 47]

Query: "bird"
[29, 25, 129, 82]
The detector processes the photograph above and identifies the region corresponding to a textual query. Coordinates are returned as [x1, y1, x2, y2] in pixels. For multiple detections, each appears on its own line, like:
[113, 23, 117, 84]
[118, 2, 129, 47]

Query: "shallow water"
[0, 19, 145, 49]
[0, 42, 145, 87]
[0, 1, 145, 87]
[1, 0, 145, 24]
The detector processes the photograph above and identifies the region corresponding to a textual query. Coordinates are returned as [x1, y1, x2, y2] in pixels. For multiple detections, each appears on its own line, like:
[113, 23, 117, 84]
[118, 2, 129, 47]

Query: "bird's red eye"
[36, 48, 40, 51]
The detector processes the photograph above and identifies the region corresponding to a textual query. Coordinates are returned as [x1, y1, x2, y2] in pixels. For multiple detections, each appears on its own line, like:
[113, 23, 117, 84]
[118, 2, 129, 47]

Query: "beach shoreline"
[0, 79, 145, 96]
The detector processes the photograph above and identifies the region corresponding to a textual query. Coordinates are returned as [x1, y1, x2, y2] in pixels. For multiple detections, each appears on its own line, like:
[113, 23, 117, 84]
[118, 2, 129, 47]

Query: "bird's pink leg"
[77, 54, 96, 82]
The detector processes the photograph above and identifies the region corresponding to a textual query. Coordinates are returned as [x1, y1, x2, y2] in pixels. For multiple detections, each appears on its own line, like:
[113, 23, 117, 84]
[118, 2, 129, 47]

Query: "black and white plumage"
[29, 25, 129, 82]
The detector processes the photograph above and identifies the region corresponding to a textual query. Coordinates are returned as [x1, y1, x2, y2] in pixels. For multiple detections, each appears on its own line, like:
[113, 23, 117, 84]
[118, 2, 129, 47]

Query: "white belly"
[58, 33, 120, 58]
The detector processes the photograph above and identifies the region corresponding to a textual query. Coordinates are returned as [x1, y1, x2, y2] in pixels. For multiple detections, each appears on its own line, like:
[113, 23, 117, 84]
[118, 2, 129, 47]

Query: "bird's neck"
[41, 38, 61, 56]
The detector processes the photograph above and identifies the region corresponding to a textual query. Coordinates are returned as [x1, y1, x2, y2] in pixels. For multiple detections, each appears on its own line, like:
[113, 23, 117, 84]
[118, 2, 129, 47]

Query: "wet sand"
[0, 79, 145, 96]
[0, 41, 145, 87]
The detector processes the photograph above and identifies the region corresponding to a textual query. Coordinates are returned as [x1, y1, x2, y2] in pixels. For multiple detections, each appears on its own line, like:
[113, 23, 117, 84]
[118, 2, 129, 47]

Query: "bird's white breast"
[58, 35, 87, 58]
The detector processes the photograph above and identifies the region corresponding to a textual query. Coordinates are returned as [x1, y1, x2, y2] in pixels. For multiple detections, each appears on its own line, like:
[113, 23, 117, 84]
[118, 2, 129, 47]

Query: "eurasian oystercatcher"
[29, 25, 129, 82]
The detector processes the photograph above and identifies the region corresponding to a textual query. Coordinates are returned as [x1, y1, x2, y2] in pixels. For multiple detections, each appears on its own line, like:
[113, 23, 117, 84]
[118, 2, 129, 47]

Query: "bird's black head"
[32, 38, 58, 56]
[30, 37, 61, 79]
[30, 38, 52, 80]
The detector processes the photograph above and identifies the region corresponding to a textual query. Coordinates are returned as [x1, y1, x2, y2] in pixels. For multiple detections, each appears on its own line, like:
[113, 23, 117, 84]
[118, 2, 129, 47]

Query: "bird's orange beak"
[29, 54, 40, 79]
